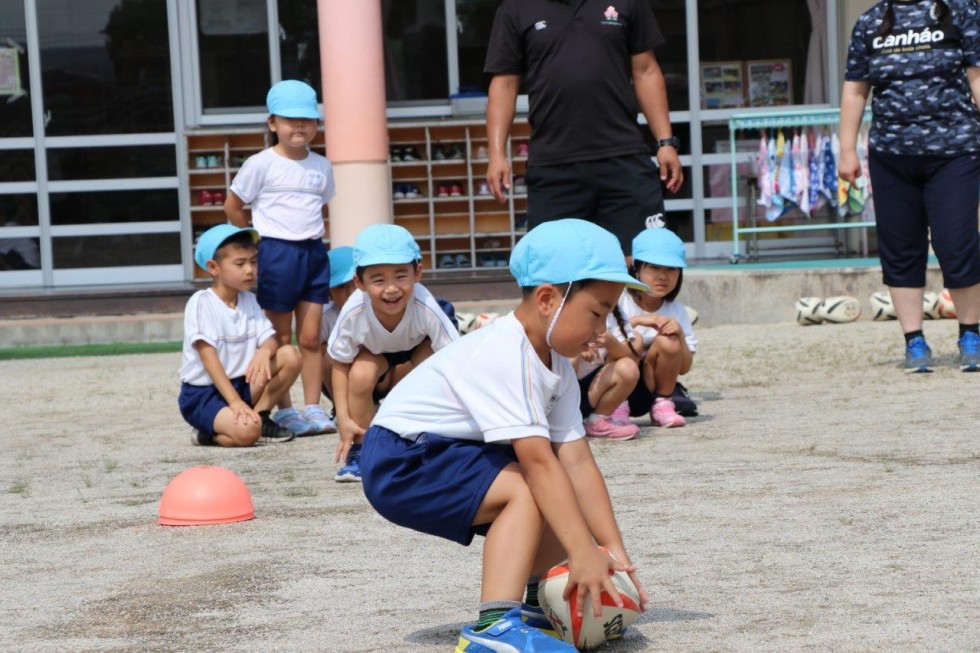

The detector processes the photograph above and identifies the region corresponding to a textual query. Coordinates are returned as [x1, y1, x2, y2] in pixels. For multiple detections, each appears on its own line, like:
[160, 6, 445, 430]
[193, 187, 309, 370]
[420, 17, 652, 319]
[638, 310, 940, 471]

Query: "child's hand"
[334, 417, 366, 464]
[229, 399, 260, 426]
[245, 350, 273, 385]
[654, 317, 681, 337]
[579, 342, 600, 363]
[564, 546, 624, 619]
[605, 545, 649, 612]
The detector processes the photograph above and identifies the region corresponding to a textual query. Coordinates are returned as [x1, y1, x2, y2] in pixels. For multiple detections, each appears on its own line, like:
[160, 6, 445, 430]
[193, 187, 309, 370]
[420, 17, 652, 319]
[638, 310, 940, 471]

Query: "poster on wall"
[699, 62, 745, 109]
[747, 60, 793, 107]
[0, 47, 22, 96]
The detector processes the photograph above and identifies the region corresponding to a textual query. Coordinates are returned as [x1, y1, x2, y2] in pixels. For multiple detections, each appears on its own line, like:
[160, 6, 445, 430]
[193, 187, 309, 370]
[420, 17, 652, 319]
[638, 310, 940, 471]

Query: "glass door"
[37, 0, 182, 287]
[0, 0, 42, 287]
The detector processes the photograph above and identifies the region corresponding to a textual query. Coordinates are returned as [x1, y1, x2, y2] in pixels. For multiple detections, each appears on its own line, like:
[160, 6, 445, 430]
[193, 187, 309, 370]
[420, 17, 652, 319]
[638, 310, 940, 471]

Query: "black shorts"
[869, 150, 980, 289]
[525, 153, 665, 255]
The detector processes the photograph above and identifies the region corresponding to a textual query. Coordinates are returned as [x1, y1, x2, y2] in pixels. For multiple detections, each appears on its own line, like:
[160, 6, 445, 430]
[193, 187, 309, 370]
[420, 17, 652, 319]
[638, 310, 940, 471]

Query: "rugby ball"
[456, 312, 477, 334]
[684, 305, 699, 325]
[817, 295, 861, 323]
[869, 291, 897, 321]
[922, 291, 942, 320]
[474, 312, 499, 330]
[539, 559, 642, 650]
[937, 288, 957, 319]
[795, 297, 824, 326]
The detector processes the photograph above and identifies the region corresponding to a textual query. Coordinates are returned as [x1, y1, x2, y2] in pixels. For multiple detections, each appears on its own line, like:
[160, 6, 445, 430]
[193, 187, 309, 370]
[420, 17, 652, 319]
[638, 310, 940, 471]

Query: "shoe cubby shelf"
[186, 118, 530, 278]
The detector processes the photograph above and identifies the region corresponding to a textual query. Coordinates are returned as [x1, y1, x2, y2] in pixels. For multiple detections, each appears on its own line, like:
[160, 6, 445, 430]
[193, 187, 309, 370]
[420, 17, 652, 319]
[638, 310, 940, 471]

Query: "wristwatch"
[656, 136, 680, 150]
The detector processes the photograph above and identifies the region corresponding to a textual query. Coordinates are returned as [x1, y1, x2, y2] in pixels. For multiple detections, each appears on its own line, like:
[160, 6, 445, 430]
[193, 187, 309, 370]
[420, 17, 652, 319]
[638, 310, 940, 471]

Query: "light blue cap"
[510, 219, 649, 291]
[353, 224, 421, 268]
[266, 80, 320, 119]
[328, 246, 356, 287]
[194, 224, 259, 271]
[632, 227, 687, 269]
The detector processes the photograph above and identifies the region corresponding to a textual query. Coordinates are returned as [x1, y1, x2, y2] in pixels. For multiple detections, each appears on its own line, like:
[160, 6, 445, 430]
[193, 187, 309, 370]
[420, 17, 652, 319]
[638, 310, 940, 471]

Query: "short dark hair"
[520, 278, 602, 300]
[214, 232, 257, 262]
[629, 261, 683, 302]
[355, 260, 421, 280]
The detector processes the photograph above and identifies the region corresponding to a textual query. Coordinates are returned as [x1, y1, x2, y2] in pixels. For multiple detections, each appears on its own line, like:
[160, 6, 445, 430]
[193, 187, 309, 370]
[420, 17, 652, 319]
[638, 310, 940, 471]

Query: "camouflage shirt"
[845, 0, 980, 155]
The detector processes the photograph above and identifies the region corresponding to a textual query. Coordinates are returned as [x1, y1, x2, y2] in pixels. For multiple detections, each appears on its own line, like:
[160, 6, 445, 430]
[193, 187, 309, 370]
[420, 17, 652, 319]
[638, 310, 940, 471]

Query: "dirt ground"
[2, 318, 979, 652]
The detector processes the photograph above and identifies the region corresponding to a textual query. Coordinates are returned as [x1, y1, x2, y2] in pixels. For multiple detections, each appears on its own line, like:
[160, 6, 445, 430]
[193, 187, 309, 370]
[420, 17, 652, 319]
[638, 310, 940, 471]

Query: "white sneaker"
[302, 405, 337, 434]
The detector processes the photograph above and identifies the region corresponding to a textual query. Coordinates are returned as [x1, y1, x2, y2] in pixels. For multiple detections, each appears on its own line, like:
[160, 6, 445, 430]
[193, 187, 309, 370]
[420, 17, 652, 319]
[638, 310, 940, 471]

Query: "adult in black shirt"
[484, 0, 682, 256]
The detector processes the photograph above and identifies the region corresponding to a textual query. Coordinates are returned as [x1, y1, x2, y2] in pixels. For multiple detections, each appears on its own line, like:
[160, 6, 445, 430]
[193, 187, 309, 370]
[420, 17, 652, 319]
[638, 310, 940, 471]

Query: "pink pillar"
[318, 0, 391, 247]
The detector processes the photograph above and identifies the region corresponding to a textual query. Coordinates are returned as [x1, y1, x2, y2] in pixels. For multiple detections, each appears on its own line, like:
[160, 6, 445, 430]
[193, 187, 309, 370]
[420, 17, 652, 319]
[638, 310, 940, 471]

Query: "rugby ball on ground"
[869, 291, 896, 321]
[817, 295, 861, 323]
[539, 558, 642, 649]
[795, 297, 824, 326]
[937, 289, 957, 319]
[922, 291, 942, 320]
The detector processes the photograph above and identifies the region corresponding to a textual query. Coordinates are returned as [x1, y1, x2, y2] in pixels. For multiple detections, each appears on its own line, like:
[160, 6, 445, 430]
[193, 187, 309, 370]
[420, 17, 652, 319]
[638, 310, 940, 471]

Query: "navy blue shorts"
[626, 376, 654, 417]
[178, 377, 252, 435]
[578, 368, 601, 418]
[257, 237, 331, 312]
[526, 154, 665, 256]
[361, 425, 518, 545]
[869, 150, 980, 289]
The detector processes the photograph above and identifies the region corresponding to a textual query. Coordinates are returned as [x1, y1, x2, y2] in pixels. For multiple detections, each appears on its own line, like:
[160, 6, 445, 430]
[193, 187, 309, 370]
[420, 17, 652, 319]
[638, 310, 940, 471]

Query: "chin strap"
[544, 284, 573, 350]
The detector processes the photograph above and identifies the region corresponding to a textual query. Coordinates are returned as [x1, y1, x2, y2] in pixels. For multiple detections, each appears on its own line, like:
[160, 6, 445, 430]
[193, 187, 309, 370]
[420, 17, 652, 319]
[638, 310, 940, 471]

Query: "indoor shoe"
[272, 407, 317, 436]
[334, 443, 362, 483]
[650, 397, 686, 428]
[958, 331, 980, 372]
[302, 405, 337, 434]
[904, 336, 933, 373]
[439, 254, 456, 269]
[455, 608, 575, 652]
[585, 415, 638, 440]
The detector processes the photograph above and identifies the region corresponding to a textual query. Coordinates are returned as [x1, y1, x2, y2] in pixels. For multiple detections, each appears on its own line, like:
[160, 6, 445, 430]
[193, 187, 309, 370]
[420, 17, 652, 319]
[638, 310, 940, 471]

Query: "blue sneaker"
[272, 407, 317, 436]
[958, 331, 980, 372]
[302, 405, 337, 434]
[520, 604, 559, 639]
[456, 608, 576, 652]
[334, 443, 362, 483]
[904, 336, 933, 373]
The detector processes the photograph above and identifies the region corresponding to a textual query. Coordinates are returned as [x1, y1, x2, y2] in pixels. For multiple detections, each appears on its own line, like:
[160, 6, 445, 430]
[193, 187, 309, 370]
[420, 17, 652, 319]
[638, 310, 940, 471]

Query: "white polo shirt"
[373, 312, 586, 445]
[178, 289, 277, 386]
[319, 301, 341, 345]
[618, 292, 698, 354]
[229, 147, 335, 241]
[327, 283, 459, 363]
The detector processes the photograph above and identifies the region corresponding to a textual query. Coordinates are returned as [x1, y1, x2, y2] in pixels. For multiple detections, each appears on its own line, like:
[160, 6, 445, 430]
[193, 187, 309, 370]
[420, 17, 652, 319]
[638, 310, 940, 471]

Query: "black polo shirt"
[484, 0, 665, 166]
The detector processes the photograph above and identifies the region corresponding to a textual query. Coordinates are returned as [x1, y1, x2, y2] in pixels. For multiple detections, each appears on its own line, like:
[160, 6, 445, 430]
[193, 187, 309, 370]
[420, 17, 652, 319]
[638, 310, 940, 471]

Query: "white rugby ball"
[869, 291, 897, 321]
[922, 291, 942, 320]
[937, 288, 957, 319]
[817, 295, 861, 323]
[795, 297, 824, 326]
[684, 305, 699, 325]
[539, 559, 642, 650]
[456, 312, 477, 334]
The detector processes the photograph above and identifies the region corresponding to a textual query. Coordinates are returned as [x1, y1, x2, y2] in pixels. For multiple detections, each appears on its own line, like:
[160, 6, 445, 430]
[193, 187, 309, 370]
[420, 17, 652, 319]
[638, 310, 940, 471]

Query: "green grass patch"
[0, 341, 181, 361]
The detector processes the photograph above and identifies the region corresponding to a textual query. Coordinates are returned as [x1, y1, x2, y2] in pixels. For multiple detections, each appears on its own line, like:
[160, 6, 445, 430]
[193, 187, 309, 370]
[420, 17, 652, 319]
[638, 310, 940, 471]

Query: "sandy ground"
[2, 318, 979, 652]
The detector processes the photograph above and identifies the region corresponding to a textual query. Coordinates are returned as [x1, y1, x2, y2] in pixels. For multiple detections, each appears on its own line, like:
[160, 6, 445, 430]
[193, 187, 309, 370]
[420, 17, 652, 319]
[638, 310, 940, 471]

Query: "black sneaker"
[190, 428, 214, 446]
[670, 382, 699, 417]
[260, 416, 295, 443]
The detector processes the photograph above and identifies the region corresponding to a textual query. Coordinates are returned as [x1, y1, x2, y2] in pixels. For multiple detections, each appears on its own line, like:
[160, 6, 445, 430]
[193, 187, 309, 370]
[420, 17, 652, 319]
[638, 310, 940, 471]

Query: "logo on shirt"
[871, 27, 947, 55]
[645, 213, 666, 229]
[305, 170, 326, 190]
[602, 6, 620, 25]
[547, 394, 558, 411]
[535, 20, 547, 31]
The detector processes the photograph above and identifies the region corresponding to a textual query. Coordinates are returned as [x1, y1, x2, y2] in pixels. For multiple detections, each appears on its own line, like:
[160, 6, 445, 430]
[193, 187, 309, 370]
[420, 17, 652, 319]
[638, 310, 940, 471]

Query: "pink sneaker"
[610, 401, 631, 425]
[585, 415, 638, 440]
[650, 397, 686, 428]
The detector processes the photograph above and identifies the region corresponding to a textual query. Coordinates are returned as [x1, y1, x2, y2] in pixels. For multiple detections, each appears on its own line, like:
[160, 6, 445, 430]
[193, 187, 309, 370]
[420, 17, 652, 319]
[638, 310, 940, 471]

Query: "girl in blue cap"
[224, 80, 336, 435]
[620, 226, 698, 428]
[358, 219, 648, 651]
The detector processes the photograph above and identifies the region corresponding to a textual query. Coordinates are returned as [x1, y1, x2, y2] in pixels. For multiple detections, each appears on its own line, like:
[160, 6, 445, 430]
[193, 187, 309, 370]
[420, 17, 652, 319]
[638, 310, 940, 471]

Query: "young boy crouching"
[178, 224, 301, 446]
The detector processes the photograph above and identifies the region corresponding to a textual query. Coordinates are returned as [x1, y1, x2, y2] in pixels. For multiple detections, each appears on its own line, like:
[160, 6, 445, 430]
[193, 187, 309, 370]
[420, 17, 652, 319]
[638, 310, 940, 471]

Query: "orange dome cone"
[158, 466, 254, 526]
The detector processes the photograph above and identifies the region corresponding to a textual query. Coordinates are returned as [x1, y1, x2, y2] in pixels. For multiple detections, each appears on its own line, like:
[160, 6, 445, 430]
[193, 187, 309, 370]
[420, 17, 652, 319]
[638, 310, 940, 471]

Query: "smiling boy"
[326, 224, 459, 481]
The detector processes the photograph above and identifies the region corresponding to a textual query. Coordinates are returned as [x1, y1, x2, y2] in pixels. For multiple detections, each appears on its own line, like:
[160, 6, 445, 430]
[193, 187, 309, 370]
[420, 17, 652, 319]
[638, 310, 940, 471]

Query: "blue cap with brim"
[194, 224, 259, 271]
[632, 227, 687, 269]
[353, 224, 421, 268]
[510, 219, 649, 292]
[328, 246, 356, 287]
[266, 80, 320, 120]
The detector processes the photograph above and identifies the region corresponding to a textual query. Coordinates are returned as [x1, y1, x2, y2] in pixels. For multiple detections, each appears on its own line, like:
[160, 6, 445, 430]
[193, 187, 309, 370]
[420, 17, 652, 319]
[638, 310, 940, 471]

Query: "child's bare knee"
[297, 332, 320, 353]
[348, 360, 380, 393]
[278, 344, 302, 371]
[615, 358, 640, 385]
